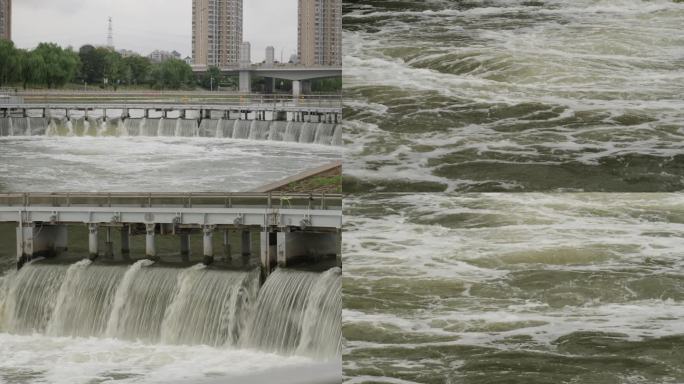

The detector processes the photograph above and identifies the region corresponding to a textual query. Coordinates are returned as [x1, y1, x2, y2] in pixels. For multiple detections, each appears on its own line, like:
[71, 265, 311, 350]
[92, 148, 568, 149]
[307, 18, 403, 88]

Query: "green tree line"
[0, 40, 197, 90]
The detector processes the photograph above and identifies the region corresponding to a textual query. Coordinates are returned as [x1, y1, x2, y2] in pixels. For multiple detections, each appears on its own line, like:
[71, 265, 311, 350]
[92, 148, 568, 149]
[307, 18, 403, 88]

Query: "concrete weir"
[0, 193, 342, 274]
[0, 103, 343, 145]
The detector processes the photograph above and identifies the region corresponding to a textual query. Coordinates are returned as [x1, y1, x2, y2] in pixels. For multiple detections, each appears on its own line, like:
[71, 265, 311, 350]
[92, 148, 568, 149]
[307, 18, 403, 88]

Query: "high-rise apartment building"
[298, 0, 341, 66]
[192, 0, 243, 67]
[265, 46, 275, 66]
[0, 0, 11, 41]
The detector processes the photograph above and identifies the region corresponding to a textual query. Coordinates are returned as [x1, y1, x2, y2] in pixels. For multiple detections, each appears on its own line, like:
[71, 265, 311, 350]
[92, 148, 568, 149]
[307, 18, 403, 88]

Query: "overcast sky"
[13, 0, 297, 62]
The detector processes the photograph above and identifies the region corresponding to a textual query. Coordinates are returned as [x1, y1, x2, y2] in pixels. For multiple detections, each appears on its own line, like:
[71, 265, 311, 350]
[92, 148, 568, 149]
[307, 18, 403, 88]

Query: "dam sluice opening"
[0, 116, 343, 146]
[0, 259, 341, 360]
[0, 216, 342, 361]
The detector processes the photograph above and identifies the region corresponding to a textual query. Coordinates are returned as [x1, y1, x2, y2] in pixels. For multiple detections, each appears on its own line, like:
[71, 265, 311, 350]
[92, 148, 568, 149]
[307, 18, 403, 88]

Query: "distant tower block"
[107, 17, 114, 48]
[265, 46, 275, 66]
[240, 42, 251, 67]
[0, 0, 11, 41]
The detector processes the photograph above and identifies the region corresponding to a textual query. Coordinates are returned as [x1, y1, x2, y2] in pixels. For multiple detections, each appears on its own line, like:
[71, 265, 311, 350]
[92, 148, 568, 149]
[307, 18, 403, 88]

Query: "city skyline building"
[265, 45, 274, 65]
[192, 0, 243, 67]
[297, 0, 341, 66]
[240, 41, 251, 66]
[0, 0, 11, 41]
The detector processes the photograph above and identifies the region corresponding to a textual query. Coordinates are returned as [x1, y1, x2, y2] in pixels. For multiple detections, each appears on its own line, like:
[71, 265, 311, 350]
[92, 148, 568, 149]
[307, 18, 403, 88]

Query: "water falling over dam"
[0, 117, 343, 146]
[0, 259, 342, 359]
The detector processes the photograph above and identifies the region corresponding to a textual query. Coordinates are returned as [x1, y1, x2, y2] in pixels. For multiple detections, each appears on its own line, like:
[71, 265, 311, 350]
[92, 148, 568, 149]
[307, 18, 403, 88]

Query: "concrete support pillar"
[264, 77, 275, 94]
[223, 229, 231, 261]
[180, 233, 190, 262]
[17, 222, 68, 269]
[121, 226, 130, 259]
[145, 109, 150, 118]
[103, 109, 107, 121]
[16, 223, 33, 269]
[292, 80, 301, 98]
[239, 71, 252, 93]
[277, 231, 338, 268]
[241, 230, 251, 257]
[203, 226, 214, 265]
[145, 224, 157, 260]
[260, 230, 277, 276]
[88, 223, 99, 259]
[104, 227, 114, 259]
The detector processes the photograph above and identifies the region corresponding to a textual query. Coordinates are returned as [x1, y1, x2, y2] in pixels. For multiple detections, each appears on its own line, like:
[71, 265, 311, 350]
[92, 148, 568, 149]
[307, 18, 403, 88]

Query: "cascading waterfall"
[0, 260, 339, 360]
[242, 268, 342, 358]
[295, 268, 342, 358]
[176, 119, 198, 137]
[46, 260, 124, 337]
[232, 120, 251, 139]
[0, 117, 341, 145]
[314, 123, 336, 145]
[298, 122, 316, 144]
[268, 121, 286, 142]
[248, 121, 271, 140]
[283, 121, 300, 142]
[0, 117, 12, 136]
[0, 262, 68, 334]
[331, 125, 343, 146]
[160, 265, 260, 347]
[123, 118, 139, 136]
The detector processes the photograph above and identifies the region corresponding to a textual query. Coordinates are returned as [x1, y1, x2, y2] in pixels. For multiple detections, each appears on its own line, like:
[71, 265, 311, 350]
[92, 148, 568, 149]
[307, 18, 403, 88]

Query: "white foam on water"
[343, 0, 684, 189]
[344, 193, 684, 349]
[0, 137, 342, 192]
[0, 332, 323, 384]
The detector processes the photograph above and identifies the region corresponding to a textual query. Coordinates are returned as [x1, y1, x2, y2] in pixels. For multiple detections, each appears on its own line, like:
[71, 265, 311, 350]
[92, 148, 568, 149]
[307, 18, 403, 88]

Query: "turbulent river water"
[0, 248, 341, 383]
[343, 0, 684, 192]
[343, 193, 684, 383]
[0, 137, 341, 192]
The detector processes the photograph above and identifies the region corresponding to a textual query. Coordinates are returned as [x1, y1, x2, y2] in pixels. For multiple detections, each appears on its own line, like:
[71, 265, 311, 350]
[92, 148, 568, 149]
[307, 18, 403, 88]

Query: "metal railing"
[0, 193, 343, 211]
[14, 92, 343, 109]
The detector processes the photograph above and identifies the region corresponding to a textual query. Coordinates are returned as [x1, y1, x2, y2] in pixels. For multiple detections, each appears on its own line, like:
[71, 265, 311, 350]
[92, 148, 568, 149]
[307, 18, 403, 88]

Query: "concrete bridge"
[0, 193, 342, 274]
[0, 101, 341, 123]
[192, 65, 342, 96]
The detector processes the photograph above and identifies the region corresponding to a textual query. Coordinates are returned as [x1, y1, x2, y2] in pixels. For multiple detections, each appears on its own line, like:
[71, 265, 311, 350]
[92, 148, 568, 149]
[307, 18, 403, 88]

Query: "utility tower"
[107, 17, 114, 48]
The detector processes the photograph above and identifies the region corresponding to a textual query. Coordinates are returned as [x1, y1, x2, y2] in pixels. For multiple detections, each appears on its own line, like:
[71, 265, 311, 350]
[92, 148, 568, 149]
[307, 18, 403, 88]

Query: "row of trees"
[0, 40, 197, 90]
[0, 40, 342, 92]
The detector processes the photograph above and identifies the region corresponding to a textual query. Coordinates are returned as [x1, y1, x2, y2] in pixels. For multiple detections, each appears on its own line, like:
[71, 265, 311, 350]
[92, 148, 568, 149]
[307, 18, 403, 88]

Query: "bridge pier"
[203, 225, 215, 265]
[264, 77, 275, 94]
[121, 226, 130, 259]
[239, 71, 252, 93]
[223, 229, 231, 261]
[260, 230, 277, 276]
[104, 227, 114, 259]
[293, 80, 301, 98]
[241, 230, 252, 258]
[16, 223, 68, 269]
[145, 224, 157, 260]
[180, 233, 190, 262]
[88, 223, 99, 259]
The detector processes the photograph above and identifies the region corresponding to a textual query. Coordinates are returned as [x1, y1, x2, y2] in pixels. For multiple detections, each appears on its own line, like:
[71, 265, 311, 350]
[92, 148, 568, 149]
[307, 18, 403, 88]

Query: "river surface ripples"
[343, 193, 684, 383]
[343, 0, 684, 192]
